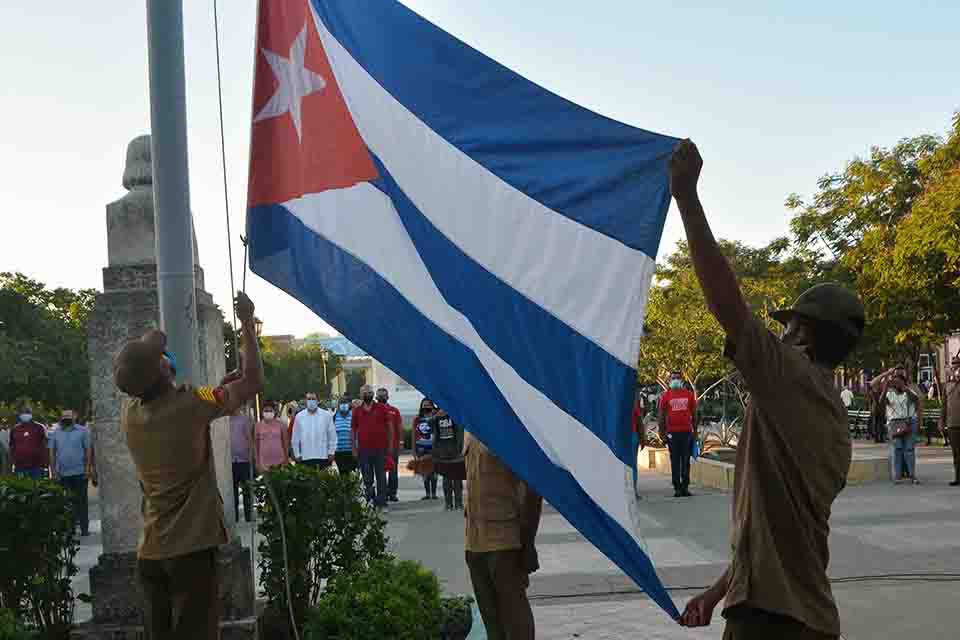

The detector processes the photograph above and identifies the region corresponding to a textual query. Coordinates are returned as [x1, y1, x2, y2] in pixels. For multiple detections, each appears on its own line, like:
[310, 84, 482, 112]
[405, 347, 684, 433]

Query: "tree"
[788, 112, 960, 370]
[639, 239, 814, 396]
[0, 272, 96, 418]
[262, 345, 342, 404]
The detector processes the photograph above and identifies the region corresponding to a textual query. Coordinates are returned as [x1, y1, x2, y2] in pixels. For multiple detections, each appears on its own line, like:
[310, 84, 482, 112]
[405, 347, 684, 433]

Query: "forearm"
[674, 191, 749, 334]
[239, 318, 265, 390]
[521, 489, 543, 545]
[707, 566, 732, 602]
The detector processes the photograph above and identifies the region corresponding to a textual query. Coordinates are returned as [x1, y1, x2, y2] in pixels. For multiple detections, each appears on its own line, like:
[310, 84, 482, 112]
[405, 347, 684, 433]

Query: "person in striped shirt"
[333, 396, 357, 474]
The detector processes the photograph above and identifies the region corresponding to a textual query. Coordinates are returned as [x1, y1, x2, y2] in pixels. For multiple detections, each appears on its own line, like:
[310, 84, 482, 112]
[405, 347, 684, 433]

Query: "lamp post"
[254, 317, 263, 419]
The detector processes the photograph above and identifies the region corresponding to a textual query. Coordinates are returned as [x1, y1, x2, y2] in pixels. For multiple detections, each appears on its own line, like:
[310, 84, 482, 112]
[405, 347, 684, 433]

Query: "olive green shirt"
[122, 385, 230, 560]
[723, 315, 850, 636]
[464, 432, 530, 553]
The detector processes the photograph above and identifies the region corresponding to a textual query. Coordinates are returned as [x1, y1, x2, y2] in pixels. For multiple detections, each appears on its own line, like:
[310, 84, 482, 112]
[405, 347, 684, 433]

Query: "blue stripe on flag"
[309, 0, 679, 257]
[247, 203, 679, 618]
[366, 152, 635, 466]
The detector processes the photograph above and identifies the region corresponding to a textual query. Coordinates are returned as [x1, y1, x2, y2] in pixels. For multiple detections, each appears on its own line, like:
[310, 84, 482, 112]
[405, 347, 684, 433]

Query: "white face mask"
[19, 413, 32, 423]
[263, 411, 275, 420]
[339, 404, 349, 412]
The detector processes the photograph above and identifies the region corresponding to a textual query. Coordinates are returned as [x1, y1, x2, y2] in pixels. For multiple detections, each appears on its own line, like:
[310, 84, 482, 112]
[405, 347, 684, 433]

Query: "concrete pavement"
[73, 446, 960, 638]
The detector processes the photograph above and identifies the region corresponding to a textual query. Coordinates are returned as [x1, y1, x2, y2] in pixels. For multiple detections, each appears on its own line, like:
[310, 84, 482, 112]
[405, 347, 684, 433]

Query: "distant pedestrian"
[230, 406, 256, 523]
[351, 385, 393, 508]
[431, 407, 464, 510]
[376, 387, 403, 502]
[877, 366, 921, 484]
[10, 406, 48, 480]
[464, 431, 542, 640]
[413, 398, 438, 500]
[255, 401, 289, 474]
[292, 392, 337, 470]
[631, 389, 646, 495]
[333, 397, 357, 474]
[48, 409, 94, 536]
[840, 386, 854, 410]
[942, 354, 960, 487]
[659, 372, 698, 498]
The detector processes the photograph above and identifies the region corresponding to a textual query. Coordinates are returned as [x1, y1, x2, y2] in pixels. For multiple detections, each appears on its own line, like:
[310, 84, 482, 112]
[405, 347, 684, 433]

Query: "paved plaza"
[74, 445, 960, 639]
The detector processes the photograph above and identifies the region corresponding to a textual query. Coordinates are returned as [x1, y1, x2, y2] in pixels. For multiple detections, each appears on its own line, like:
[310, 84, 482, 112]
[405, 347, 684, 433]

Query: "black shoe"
[421, 495, 432, 500]
[681, 489, 693, 497]
[674, 489, 682, 498]
[389, 496, 399, 502]
[950, 480, 960, 487]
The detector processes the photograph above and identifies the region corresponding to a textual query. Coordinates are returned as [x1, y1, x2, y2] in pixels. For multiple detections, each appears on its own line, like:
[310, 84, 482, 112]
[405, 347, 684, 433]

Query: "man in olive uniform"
[464, 432, 543, 640]
[113, 293, 264, 640]
[672, 141, 864, 639]
[942, 354, 960, 486]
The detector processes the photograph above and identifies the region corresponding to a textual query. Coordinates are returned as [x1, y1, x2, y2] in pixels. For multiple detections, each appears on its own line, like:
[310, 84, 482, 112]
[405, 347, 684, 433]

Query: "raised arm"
[670, 141, 751, 338]
[220, 293, 265, 414]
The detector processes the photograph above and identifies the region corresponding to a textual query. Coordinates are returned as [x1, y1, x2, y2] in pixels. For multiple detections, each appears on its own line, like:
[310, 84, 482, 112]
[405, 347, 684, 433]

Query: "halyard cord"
[212, 1, 299, 638]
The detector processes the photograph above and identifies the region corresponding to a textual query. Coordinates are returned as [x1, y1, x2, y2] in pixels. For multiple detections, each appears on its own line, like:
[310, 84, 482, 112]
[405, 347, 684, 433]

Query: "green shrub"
[0, 478, 78, 639]
[440, 595, 474, 640]
[0, 609, 37, 640]
[253, 465, 388, 634]
[305, 558, 442, 640]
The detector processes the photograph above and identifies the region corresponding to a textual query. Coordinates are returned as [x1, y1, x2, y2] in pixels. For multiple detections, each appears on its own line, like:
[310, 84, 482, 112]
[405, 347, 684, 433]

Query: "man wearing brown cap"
[114, 292, 263, 640]
[672, 142, 864, 639]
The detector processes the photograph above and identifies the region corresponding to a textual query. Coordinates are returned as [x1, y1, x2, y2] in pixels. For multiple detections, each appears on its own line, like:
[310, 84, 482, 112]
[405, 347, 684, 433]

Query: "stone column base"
[83, 541, 256, 628]
[69, 615, 260, 640]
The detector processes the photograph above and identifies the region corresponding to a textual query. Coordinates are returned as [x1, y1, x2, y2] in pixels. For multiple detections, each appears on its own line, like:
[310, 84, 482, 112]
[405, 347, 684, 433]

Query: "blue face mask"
[306, 399, 319, 411]
[339, 404, 349, 412]
[669, 379, 682, 390]
[19, 413, 32, 423]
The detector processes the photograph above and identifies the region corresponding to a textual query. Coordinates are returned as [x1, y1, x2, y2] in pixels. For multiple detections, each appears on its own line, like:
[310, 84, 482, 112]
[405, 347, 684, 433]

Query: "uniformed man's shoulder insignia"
[195, 386, 227, 407]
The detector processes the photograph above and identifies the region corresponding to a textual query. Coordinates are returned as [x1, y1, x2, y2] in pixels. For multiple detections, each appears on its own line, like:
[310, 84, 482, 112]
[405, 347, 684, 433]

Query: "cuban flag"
[247, 0, 680, 618]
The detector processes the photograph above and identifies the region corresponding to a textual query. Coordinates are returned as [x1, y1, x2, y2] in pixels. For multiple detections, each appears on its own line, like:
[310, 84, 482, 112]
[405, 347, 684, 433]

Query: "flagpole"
[146, 0, 200, 383]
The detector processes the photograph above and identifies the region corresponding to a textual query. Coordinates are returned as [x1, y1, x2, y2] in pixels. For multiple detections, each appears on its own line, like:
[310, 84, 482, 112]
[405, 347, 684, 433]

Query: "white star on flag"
[253, 23, 326, 142]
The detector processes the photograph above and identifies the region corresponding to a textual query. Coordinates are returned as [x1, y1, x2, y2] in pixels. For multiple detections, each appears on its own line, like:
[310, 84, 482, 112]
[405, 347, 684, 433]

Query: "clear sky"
[1, 1, 957, 338]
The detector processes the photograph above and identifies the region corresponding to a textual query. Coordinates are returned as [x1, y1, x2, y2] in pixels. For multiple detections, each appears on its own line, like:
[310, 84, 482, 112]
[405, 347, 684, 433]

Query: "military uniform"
[721, 314, 850, 639]
[122, 384, 230, 640]
[464, 433, 541, 640]
[945, 379, 960, 484]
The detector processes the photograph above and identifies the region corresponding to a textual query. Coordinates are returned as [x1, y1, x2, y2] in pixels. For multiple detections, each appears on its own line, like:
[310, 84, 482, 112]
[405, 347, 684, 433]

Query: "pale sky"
[1, 1, 957, 337]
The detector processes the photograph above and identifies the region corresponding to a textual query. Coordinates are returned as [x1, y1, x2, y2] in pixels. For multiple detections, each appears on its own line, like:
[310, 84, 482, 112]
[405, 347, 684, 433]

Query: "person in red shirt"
[351, 385, 394, 509]
[10, 405, 49, 480]
[659, 372, 698, 498]
[376, 387, 404, 503]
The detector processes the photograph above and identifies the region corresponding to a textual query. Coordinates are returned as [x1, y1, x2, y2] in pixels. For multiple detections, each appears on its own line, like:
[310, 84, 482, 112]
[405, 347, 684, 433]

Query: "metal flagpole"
[146, 0, 200, 383]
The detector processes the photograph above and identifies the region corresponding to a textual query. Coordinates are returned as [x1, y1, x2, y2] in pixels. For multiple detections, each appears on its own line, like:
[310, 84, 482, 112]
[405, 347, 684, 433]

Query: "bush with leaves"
[253, 465, 388, 634]
[305, 558, 442, 640]
[440, 595, 474, 640]
[0, 609, 37, 640]
[0, 478, 78, 639]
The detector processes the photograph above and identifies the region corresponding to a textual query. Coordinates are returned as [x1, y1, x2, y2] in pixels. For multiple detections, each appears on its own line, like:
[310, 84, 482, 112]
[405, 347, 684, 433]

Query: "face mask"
[339, 404, 349, 412]
[61, 418, 74, 427]
[306, 399, 319, 411]
[263, 411, 275, 420]
[376, 396, 387, 403]
[669, 379, 682, 390]
[363, 393, 374, 403]
[19, 414, 32, 423]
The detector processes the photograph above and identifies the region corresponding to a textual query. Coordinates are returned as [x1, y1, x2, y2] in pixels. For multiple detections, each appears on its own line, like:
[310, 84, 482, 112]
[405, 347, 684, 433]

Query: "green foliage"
[639, 239, 812, 393]
[439, 595, 474, 640]
[263, 343, 342, 404]
[788, 112, 960, 367]
[0, 610, 37, 640]
[252, 465, 387, 634]
[305, 558, 442, 640]
[0, 273, 96, 415]
[0, 478, 79, 639]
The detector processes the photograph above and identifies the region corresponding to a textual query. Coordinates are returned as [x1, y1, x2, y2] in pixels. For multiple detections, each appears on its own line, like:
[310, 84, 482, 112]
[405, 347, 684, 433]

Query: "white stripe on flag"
[310, 7, 655, 368]
[281, 187, 641, 544]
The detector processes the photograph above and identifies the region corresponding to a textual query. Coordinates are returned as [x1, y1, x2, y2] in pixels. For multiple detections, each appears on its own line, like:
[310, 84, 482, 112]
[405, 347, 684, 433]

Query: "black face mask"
[376, 396, 387, 403]
[363, 393, 374, 403]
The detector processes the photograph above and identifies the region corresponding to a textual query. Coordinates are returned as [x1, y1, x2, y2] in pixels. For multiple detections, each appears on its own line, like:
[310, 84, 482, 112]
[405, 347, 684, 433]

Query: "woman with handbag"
[878, 366, 922, 484]
[411, 399, 438, 500]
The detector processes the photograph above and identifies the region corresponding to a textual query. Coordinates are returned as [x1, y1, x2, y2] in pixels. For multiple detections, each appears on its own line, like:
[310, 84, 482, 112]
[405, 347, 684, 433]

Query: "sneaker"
[389, 496, 399, 502]
[911, 478, 921, 485]
[421, 495, 432, 500]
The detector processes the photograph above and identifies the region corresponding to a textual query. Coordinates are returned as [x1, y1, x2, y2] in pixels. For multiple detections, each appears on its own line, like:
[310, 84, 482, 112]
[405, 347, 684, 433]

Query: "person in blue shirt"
[333, 396, 357, 474]
[48, 409, 94, 537]
[413, 399, 438, 500]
